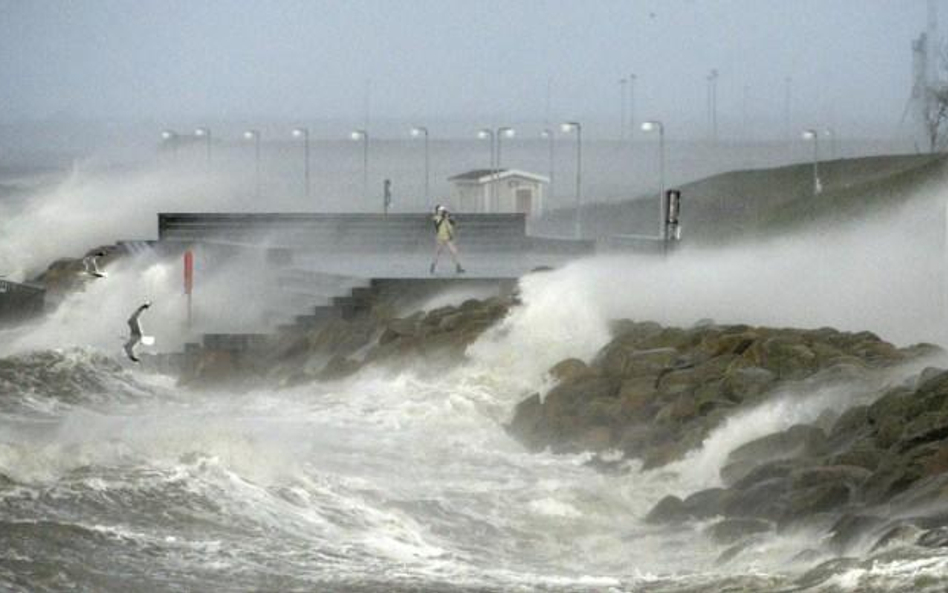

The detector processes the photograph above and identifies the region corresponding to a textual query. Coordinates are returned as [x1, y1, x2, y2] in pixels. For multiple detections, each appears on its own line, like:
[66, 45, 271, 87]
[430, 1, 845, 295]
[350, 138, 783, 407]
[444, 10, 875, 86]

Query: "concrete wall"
[0, 280, 45, 325]
[158, 212, 528, 253]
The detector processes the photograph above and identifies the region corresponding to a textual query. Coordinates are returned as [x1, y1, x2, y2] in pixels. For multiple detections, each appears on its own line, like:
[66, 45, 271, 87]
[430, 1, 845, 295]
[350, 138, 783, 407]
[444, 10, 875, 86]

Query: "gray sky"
[0, 0, 934, 136]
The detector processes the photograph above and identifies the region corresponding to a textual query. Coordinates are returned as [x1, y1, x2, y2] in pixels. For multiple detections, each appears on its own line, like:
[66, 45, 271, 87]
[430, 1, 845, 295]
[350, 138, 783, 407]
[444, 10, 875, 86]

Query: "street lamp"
[496, 127, 515, 210]
[642, 120, 666, 238]
[824, 127, 837, 160]
[243, 130, 261, 198]
[292, 127, 311, 202]
[802, 129, 822, 195]
[351, 129, 369, 204]
[560, 121, 582, 239]
[410, 126, 430, 204]
[619, 78, 628, 141]
[477, 128, 495, 211]
[628, 74, 637, 140]
[194, 127, 211, 164]
[541, 129, 555, 213]
[160, 129, 179, 159]
[707, 69, 719, 143]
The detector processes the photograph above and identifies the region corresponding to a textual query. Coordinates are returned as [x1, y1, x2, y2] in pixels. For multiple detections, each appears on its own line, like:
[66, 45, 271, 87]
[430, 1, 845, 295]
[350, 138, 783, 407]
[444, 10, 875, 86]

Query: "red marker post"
[184, 250, 194, 328]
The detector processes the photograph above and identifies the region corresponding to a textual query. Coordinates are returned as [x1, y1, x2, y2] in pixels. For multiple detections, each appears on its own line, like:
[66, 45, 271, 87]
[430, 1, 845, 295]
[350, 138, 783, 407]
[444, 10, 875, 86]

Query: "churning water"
[4, 281, 948, 592]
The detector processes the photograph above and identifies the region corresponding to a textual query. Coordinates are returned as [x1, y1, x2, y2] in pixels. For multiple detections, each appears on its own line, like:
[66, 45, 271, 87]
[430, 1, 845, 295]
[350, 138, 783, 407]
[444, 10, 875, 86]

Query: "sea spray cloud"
[0, 158, 254, 281]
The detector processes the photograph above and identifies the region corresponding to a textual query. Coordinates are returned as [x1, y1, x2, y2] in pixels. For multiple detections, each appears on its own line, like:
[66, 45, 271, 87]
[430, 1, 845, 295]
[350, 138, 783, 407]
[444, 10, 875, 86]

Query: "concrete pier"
[0, 279, 45, 326]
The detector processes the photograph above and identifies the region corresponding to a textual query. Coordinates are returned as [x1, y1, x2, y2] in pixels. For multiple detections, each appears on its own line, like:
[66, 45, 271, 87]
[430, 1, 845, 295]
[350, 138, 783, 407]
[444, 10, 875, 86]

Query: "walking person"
[430, 205, 465, 275]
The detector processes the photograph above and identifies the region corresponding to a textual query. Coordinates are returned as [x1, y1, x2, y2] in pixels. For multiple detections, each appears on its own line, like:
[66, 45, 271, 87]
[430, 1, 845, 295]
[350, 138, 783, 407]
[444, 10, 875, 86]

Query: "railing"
[0, 280, 45, 324]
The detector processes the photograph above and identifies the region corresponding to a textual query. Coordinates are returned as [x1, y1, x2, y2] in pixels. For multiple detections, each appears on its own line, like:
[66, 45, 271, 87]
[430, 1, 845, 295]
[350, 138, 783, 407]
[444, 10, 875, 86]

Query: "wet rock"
[828, 447, 884, 472]
[721, 425, 827, 486]
[780, 482, 852, 523]
[721, 478, 790, 520]
[870, 523, 924, 552]
[617, 376, 659, 418]
[705, 518, 773, 545]
[827, 514, 885, 553]
[682, 487, 728, 520]
[318, 354, 361, 380]
[790, 465, 871, 490]
[644, 495, 689, 524]
[548, 358, 594, 383]
[829, 405, 870, 445]
[794, 558, 861, 590]
[728, 459, 802, 491]
[624, 348, 679, 376]
[722, 366, 776, 401]
[917, 526, 948, 548]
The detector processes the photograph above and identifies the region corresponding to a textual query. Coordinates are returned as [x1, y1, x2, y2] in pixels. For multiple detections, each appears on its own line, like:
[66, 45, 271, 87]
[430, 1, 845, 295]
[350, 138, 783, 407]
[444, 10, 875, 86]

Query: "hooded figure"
[430, 205, 465, 275]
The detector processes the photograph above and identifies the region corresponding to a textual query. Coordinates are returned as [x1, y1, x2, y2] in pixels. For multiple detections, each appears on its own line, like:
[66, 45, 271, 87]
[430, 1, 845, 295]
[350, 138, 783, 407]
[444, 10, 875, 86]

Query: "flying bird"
[83, 251, 107, 278]
[124, 301, 154, 363]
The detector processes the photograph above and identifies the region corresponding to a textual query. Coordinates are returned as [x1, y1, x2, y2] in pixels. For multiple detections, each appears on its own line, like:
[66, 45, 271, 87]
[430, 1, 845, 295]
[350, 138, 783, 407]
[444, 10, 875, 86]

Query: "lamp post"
[802, 129, 822, 195]
[628, 73, 637, 141]
[560, 121, 582, 239]
[824, 127, 837, 160]
[707, 69, 719, 143]
[243, 129, 261, 198]
[350, 129, 369, 204]
[497, 127, 515, 211]
[619, 78, 628, 141]
[161, 129, 179, 160]
[541, 128, 555, 214]
[194, 127, 211, 164]
[410, 126, 430, 204]
[477, 128, 495, 211]
[642, 120, 666, 238]
[291, 128, 311, 203]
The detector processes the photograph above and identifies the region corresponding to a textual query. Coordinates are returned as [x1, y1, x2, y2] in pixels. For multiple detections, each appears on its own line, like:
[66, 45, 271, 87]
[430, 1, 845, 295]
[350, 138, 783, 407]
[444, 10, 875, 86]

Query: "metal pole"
[424, 130, 430, 204]
[304, 132, 311, 202]
[254, 134, 261, 198]
[575, 125, 583, 238]
[490, 132, 497, 210]
[496, 131, 503, 208]
[813, 134, 820, 195]
[206, 131, 212, 165]
[619, 78, 627, 141]
[547, 131, 555, 210]
[629, 74, 636, 141]
[659, 125, 666, 238]
[362, 133, 369, 204]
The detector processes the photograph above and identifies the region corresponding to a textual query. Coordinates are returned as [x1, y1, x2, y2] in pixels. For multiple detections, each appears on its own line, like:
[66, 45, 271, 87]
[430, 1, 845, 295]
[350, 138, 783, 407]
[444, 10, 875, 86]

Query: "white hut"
[448, 169, 549, 216]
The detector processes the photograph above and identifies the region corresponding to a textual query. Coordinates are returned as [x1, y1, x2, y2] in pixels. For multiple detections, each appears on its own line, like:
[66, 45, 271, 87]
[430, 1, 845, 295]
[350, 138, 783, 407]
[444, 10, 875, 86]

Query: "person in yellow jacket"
[430, 205, 465, 274]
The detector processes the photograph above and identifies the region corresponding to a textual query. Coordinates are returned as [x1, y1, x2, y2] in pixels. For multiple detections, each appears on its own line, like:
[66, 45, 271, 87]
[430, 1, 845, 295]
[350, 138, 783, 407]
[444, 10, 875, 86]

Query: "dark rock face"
[507, 320, 922, 466]
[182, 294, 515, 388]
[505, 318, 948, 549]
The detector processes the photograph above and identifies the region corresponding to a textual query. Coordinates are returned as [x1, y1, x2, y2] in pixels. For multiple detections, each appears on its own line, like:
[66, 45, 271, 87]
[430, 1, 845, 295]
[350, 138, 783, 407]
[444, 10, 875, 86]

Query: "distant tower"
[929, 0, 939, 84]
[911, 1, 942, 150]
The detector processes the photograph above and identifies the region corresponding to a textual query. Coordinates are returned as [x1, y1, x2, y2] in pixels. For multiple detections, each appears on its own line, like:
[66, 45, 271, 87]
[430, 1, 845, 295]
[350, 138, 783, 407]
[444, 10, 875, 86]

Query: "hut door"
[515, 188, 533, 214]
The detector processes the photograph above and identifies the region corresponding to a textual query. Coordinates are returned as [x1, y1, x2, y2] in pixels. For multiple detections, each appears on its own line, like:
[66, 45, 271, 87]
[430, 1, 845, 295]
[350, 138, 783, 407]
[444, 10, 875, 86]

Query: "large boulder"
[721, 425, 828, 485]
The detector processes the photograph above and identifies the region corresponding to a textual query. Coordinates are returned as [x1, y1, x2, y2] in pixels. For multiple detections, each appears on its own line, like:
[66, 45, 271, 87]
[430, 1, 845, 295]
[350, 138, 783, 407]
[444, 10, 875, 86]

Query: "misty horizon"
[0, 0, 942, 146]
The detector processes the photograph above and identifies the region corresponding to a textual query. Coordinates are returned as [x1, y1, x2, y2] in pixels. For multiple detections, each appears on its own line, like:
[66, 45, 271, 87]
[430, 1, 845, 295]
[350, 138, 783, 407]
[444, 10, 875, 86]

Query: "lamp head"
[802, 129, 817, 140]
[194, 128, 207, 137]
[477, 129, 491, 139]
[292, 128, 306, 138]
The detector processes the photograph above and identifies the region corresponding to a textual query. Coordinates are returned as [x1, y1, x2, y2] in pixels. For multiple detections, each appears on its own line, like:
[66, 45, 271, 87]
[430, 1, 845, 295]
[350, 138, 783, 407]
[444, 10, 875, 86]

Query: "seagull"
[83, 251, 107, 278]
[124, 301, 154, 363]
